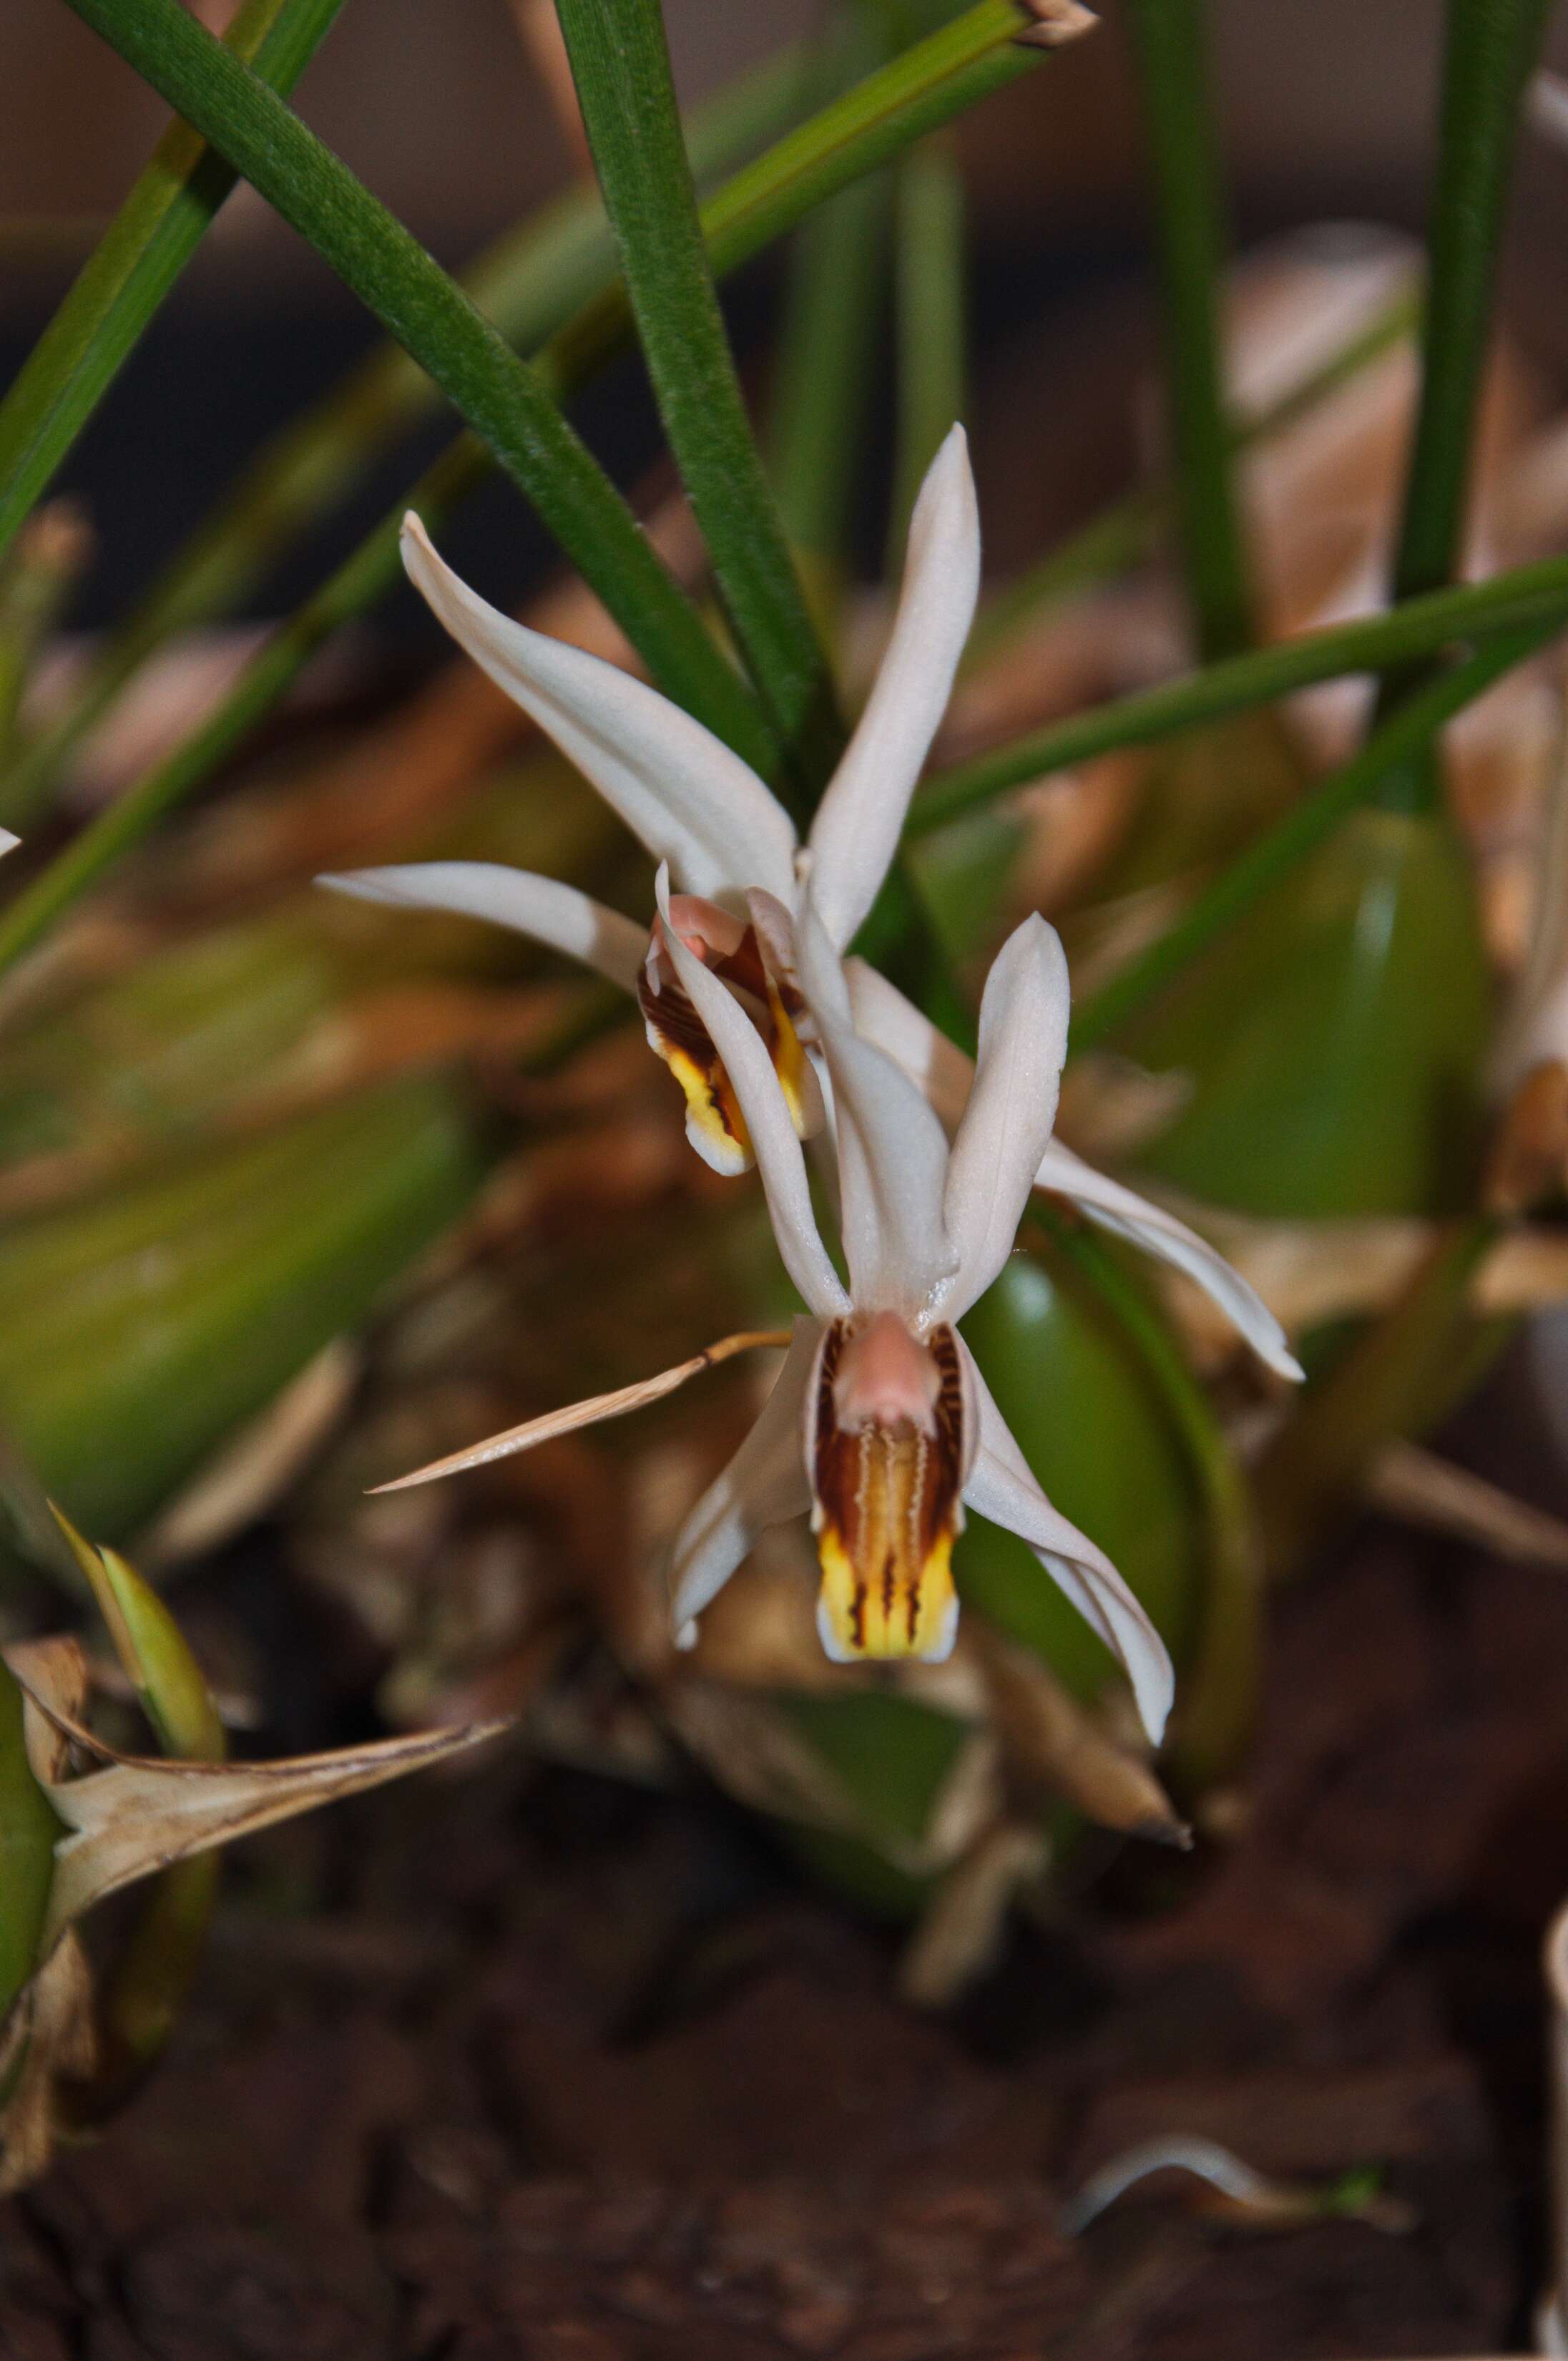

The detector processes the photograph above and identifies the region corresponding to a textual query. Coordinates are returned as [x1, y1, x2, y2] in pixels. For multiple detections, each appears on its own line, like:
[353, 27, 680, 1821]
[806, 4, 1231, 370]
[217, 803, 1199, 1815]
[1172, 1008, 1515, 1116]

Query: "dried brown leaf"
[966, 1624, 1187, 1842]
[3, 1636, 88, 1784]
[5, 1676, 509, 1946]
[898, 1822, 1049, 2008]
[1486, 1061, 1568, 1216]
[138, 1339, 361, 1568]
[369, 1330, 790, 1494]
[1364, 1439, 1568, 1570]
[0, 1932, 94, 2196]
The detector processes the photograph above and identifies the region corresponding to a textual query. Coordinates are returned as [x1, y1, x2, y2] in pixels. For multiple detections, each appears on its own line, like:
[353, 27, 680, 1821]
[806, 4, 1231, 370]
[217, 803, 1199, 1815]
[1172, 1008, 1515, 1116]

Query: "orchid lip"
[808, 1316, 968, 1665]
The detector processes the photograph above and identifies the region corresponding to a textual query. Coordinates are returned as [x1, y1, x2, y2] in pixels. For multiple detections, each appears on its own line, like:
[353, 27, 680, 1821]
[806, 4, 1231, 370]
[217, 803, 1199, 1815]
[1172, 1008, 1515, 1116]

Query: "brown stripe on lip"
[810, 1320, 966, 1662]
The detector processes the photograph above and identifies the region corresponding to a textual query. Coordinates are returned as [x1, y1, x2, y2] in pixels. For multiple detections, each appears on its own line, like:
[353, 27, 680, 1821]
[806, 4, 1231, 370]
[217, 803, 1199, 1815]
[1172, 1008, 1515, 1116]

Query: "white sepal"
[670, 1321, 819, 1637]
[958, 1339, 1175, 1745]
[654, 867, 849, 1321]
[1035, 1140, 1304, 1383]
[807, 425, 981, 950]
[401, 514, 798, 905]
[941, 914, 1069, 1320]
[795, 900, 956, 1325]
[318, 860, 648, 992]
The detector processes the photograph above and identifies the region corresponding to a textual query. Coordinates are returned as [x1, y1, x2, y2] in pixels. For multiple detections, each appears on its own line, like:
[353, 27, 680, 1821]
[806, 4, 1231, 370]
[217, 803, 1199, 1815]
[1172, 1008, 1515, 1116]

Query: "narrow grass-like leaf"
[1123, 0, 1254, 661]
[2, 46, 808, 828]
[0, 0, 347, 570]
[1388, 0, 1553, 612]
[961, 287, 1418, 672]
[1067, 625, 1550, 1055]
[0, 1, 1055, 953]
[888, 130, 967, 561]
[770, 171, 889, 599]
[769, 7, 893, 603]
[49, 1512, 225, 1762]
[913, 562, 1568, 834]
[0, 506, 91, 767]
[59, 0, 774, 771]
[554, 0, 839, 805]
[1372, 0, 1553, 803]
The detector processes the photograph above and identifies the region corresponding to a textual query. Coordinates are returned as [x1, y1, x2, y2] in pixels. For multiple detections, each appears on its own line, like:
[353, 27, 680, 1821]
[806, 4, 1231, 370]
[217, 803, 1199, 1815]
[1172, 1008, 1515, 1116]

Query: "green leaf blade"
[0, 0, 348, 570]
[554, 0, 839, 804]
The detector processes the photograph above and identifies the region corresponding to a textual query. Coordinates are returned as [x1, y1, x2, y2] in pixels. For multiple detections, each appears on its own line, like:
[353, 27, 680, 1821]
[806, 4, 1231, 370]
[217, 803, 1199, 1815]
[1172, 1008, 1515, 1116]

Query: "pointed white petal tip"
[803, 420, 980, 952]
[0, 829, 19, 858]
[674, 1618, 699, 1652]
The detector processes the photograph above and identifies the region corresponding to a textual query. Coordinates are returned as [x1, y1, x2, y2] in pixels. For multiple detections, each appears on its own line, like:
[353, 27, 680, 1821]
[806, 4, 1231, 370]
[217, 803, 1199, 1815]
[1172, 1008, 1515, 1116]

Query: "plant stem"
[1372, 0, 1553, 804]
[0, 0, 347, 571]
[1067, 624, 1550, 1055]
[913, 560, 1568, 833]
[554, 0, 840, 809]
[1124, 0, 1254, 662]
[59, 0, 775, 773]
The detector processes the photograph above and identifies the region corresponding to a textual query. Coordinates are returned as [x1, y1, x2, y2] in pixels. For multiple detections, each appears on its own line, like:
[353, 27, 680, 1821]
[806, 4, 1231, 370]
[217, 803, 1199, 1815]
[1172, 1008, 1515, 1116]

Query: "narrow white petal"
[807, 424, 981, 949]
[959, 1341, 1174, 1745]
[795, 901, 956, 1322]
[369, 1329, 793, 1493]
[941, 915, 1070, 1320]
[655, 868, 849, 1321]
[401, 513, 798, 904]
[670, 1320, 819, 1633]
[0, 830, 19, 858]
[318, 861, 647, 992]
[1036, 1141, 1305, 1383]
[851, 959, 1303, 1382]
[846, 955, 974, 1128]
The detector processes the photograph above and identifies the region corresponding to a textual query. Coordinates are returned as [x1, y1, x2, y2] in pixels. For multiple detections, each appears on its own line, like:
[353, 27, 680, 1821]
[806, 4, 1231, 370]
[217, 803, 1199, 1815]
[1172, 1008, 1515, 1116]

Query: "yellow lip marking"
[640, 919, 815, 1170]
[810, 1321, 966, 1663]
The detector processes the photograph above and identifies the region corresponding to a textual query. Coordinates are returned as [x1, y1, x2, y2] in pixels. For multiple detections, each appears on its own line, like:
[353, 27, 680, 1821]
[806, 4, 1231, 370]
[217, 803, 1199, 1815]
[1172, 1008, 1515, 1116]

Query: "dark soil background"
[4, 1345, 1568, 2361]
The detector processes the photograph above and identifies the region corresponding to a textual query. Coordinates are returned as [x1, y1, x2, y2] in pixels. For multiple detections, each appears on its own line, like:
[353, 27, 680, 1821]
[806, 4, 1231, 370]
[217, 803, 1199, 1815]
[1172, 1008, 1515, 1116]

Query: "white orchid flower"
[315, 426, 1297, 1382]
[318, 427, 977, 1178]
[378, 881, 1176, 1745]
